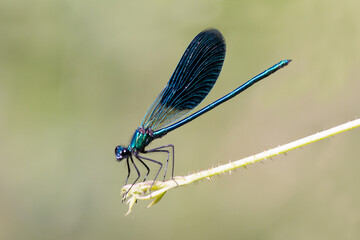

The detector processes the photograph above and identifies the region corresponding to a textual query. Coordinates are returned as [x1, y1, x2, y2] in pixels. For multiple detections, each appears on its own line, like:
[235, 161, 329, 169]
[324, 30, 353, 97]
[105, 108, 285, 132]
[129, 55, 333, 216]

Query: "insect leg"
[133, 155, 150, 181]
[135, 153, 163, 191]
[145, 144, 174, 181]
[123, 155, 141, 199]
[125, 157, 131, 185]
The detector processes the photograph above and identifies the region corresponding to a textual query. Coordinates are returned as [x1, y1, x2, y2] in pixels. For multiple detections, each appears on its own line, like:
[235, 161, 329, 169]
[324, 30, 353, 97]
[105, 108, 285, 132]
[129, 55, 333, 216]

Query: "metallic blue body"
[129, 59, 291, 151]
[129, 128, 154, 152]
[153, 59, 291, 138]
[115, 28, 291, 196]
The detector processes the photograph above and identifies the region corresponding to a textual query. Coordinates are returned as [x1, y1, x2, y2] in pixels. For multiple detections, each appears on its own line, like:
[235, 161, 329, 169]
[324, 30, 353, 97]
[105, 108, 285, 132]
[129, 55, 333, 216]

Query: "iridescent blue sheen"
[115, 28, 291, 195]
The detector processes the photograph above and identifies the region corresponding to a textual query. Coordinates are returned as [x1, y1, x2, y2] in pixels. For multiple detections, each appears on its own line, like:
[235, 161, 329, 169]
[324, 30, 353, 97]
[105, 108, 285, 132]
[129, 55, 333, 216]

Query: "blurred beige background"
[1, 0, 359, 239]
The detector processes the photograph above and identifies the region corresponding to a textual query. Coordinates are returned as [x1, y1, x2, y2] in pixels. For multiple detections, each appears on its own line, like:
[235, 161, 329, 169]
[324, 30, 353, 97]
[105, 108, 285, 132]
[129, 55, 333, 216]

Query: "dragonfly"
[115, 28, 291, 194]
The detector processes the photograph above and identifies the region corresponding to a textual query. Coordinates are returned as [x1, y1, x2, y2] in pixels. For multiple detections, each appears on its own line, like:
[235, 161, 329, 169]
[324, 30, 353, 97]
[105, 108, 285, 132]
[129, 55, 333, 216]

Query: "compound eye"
[115, 146, 125, 160]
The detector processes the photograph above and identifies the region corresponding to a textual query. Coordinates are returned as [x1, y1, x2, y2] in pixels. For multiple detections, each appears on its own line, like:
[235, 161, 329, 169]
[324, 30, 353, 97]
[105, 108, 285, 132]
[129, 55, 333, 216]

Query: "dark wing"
[141, 28, 226, 131]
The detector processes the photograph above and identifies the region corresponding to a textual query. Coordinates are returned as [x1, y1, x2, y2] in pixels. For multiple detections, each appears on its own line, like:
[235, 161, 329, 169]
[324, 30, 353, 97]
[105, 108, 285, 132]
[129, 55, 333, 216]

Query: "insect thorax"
[129, 127, 154, 152]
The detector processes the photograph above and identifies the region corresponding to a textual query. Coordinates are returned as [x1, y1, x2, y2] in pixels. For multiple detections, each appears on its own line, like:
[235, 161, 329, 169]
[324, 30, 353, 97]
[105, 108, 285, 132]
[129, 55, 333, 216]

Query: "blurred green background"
[1, 0, 360, 239]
